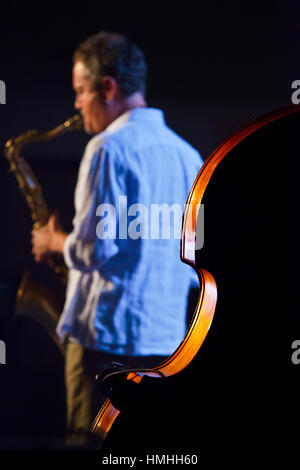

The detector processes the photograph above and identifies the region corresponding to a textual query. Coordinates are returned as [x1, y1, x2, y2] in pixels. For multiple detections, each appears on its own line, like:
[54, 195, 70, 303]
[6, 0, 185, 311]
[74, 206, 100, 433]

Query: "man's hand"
[31, 212, 68, 263]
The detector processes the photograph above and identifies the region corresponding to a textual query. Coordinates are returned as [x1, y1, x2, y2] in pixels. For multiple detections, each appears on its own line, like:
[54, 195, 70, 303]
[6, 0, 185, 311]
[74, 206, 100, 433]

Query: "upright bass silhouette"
[92, 104, 300, 449]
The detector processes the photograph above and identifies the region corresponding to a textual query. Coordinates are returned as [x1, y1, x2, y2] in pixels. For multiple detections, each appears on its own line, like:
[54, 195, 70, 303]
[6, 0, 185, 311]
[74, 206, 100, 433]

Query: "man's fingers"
[49, 212, 61, 231]
[32, 250, 48, 264]
[48, 215, 55, 231]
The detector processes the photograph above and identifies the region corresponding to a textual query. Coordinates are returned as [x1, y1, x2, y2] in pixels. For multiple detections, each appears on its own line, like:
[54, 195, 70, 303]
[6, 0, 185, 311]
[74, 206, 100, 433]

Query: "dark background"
[0, 0, 299, 454]
[0, 1, 299, 279]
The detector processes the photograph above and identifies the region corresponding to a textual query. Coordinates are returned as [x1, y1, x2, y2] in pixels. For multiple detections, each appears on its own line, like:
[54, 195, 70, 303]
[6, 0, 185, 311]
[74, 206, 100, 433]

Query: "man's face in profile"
[72, 61, 108, 135]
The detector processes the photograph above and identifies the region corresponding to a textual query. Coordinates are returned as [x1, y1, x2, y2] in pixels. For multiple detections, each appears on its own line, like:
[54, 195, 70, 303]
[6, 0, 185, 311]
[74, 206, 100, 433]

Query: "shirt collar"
[105, 110, 132, 133]
[105, 107, 165, 134]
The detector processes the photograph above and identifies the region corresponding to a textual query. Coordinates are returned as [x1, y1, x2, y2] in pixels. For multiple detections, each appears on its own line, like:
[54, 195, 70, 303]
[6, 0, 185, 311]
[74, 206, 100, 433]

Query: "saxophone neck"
[4, 114, 83, 160]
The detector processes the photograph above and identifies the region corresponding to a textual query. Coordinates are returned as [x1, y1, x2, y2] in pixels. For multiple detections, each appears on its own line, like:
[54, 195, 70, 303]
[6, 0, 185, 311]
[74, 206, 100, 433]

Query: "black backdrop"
[0, 0, 299, 459]
[0, 2, 298, 278]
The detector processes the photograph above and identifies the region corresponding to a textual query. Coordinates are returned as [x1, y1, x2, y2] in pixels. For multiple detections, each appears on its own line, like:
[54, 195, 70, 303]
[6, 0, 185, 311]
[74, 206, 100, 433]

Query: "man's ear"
[100, 76, 118, 104]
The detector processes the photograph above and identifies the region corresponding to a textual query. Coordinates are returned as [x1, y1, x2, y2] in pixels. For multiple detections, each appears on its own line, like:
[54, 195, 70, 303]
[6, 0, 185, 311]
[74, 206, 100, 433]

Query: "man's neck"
[118, 92, 147, 114]
[104, 92, 147, 131]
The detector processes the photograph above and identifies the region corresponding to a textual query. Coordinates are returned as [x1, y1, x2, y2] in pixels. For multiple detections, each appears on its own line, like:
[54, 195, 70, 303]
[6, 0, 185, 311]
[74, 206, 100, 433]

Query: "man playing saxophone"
[31, 31, 203, 448]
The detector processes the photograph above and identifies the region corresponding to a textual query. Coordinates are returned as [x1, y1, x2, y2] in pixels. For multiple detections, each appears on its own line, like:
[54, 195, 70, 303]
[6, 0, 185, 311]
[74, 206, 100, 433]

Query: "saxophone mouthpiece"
[64, 114, 83, 130]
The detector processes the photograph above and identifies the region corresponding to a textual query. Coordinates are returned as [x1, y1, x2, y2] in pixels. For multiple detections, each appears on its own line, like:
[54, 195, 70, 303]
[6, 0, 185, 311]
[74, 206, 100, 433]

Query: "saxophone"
[4, 114, 83, 353]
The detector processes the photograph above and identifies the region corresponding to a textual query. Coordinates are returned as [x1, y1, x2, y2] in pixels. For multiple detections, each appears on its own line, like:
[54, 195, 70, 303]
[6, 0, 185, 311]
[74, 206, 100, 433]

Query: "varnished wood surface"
[182, 104, 300, 264]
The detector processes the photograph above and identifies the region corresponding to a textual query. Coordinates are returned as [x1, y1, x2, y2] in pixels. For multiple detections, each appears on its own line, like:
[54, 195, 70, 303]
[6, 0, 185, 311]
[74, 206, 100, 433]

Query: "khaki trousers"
[64, 342, 167, 448]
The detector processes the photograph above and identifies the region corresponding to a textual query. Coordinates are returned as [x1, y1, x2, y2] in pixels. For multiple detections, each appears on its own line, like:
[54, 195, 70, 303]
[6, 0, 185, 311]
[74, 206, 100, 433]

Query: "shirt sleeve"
[63, 143, 125, 272]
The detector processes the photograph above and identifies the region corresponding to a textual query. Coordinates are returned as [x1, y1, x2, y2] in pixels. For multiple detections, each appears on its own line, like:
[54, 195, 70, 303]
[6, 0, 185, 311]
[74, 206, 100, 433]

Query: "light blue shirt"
[56, 108, 203, 356]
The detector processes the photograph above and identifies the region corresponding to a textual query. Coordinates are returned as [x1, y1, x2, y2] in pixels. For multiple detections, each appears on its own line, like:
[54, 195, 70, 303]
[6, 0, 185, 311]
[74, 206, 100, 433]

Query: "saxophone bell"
[3, 113, 83, 354]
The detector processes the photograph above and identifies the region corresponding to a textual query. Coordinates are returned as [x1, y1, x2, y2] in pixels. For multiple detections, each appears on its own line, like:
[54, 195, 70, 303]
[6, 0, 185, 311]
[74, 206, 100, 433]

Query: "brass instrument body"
[15, 270, 65, 354]
[4, 114, 83, 351]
